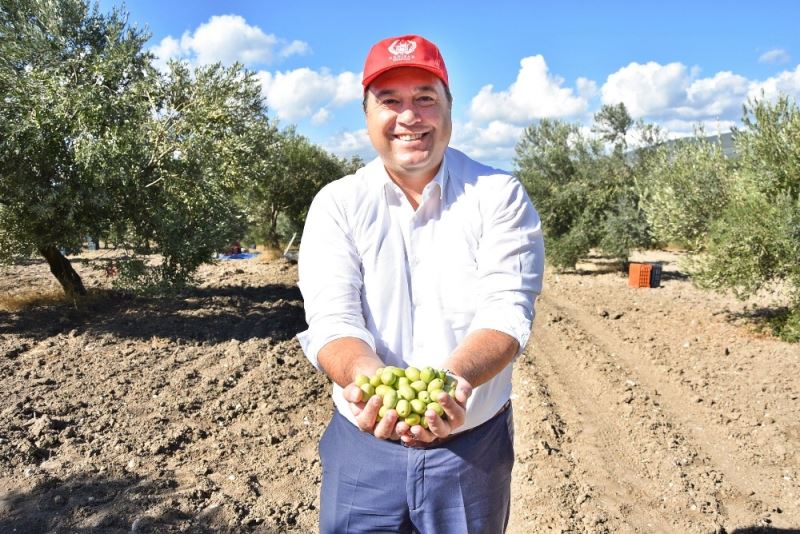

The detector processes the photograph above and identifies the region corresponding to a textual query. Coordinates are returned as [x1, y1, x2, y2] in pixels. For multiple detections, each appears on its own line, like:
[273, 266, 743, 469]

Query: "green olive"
[420, 367, 436, 384]
[416, 390, 431, 403]
[355, 374, 370, 387]
[382, 390, 398, 409]
[378, 405, 388, 418]
[427, 402, 445, 417]
[404, 413, 421, 426]
[396, 399, 411, 418]
[420, 417, 429, 429]
[360, 383, 375, 400]
[380, 370, 397, 386]
[369, 374, 382, 387]
[427, 378, 444, 392]
[410, 399, 426, 415]
[405, 367, 421, 381]
[410, 380, 427, 393]
[390, 367, 406, 378]
[398, 384, 416, 401]
[397, 377, 410, 388]
[375, 384, 392, 398]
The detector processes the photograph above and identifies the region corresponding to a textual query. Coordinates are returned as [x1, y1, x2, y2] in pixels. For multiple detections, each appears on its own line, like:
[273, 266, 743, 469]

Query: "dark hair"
[362, 84, 453, 112]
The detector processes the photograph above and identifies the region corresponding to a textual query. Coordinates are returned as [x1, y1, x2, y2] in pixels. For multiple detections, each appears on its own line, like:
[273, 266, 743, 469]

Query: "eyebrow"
[373, 85, 438, 99]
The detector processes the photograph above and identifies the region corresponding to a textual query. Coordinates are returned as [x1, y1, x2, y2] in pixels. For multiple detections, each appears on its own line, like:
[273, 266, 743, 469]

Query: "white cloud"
[601, 61, 688, 117]
[576, 77, 598, 100]
[759, 48, 790, 64]
[323, 129, 376, 160]
[469, 55, 589, 125]
[257, 67, 362, 122]
[657, 118, 738, 139]
[151, 36, 182, 71]
[680, 71, 751, 119]
[450, 120, 525, 170]
[750, 64, 800, 101]
[280, 40, 311, 59]
[602, 60, 800, 127]
[150, 15, 309, 68]
[311, 108, 330, 124]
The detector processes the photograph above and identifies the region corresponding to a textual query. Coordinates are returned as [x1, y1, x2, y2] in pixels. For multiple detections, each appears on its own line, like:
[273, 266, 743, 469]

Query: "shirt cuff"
[468, 307, 533, 358]
[297, 325, 376, 370]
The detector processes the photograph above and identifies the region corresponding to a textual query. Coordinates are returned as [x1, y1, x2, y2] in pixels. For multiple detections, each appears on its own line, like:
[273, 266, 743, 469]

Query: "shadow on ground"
[730, 529, 800, 533]
[0, 470, 289, 533]
[0, 284, 306, 345]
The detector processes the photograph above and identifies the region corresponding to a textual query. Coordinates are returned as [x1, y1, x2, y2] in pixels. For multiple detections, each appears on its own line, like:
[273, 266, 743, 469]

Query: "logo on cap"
[388, 39, 417, 62]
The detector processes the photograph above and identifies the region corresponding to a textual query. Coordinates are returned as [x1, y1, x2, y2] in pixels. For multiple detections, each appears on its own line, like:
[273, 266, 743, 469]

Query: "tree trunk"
[38, 244, 87, 297]
[267, 207, 280, 248]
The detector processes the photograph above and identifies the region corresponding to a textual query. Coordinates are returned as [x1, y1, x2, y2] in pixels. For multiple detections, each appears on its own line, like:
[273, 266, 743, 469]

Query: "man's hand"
[395, 373, 473, 445]
[343, 383, 402, 440]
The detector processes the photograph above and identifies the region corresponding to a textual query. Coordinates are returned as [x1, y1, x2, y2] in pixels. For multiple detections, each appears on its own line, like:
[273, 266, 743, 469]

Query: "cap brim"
[362, 63, 448, 91]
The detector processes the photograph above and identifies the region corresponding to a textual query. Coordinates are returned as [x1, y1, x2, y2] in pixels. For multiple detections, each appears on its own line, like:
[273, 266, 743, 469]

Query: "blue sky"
[101, 0, 800, 169]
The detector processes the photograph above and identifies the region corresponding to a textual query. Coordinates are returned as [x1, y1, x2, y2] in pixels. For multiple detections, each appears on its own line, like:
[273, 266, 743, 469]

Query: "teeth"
[397, 133, 423, 141]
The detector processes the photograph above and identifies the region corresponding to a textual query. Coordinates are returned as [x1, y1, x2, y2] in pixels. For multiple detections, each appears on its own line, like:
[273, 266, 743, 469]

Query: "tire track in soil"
[509, 348, 611, 534]
[529, 301, 725, 532]
[545, 290, 799, 521]
[512, 289, 786, 532]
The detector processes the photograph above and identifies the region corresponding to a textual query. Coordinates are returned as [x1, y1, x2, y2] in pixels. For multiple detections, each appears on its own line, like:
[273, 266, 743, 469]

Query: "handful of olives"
[354, 366, 457, 428]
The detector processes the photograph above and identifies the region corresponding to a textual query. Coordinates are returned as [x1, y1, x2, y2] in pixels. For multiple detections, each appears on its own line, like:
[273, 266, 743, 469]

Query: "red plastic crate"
[628, 263, 652, 288]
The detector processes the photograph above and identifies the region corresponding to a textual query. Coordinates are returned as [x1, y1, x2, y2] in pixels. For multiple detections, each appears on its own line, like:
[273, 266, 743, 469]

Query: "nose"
[397, 104, 421, 125]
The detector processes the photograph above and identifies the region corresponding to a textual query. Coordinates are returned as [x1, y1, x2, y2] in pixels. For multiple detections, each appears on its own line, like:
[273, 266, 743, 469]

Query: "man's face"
[365, 67, 452, 183]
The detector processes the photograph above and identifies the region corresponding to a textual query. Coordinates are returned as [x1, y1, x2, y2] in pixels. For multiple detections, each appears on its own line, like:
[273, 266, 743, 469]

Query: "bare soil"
[0, 251, 797, 533]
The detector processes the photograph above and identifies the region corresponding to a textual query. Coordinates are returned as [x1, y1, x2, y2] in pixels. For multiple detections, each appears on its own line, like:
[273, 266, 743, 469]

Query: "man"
[297, 34, 544, 533]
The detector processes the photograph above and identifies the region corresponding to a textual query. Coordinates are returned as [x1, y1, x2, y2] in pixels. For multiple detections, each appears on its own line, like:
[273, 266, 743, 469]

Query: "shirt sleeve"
[296, 183, 375, 369]
[468, 174, 545, 356]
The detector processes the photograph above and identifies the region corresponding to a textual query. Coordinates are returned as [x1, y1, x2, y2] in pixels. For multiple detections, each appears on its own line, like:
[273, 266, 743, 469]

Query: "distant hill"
[662, 131, 736, 157]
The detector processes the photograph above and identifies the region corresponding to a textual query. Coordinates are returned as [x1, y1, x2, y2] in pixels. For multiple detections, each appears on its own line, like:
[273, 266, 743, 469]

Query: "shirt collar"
[372, 153, 449, 201]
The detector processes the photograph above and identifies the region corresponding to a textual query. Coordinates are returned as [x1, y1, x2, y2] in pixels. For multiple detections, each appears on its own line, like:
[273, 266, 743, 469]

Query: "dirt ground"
[0, 251, 797, 533]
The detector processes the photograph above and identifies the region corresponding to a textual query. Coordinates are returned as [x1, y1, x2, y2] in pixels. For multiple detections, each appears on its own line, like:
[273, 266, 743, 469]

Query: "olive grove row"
[515, 99, 800, 341]
[0, 0, 360, 296]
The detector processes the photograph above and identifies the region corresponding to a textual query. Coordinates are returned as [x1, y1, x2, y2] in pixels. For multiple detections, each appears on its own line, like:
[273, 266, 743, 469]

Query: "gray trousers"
[319, 405, 514, 533]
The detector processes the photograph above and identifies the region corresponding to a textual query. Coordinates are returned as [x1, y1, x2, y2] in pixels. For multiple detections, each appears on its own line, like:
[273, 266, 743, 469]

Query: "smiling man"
[298, 35, 545, 533]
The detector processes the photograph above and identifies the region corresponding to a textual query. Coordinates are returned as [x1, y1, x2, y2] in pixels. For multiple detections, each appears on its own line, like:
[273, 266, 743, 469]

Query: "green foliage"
[693, 184, 799, 297]
[515, 119, 598, 268]
[0, 0, 152, 262]
[0, 0, 285, 293]
[113, 60, 264, 288]
[765, 307, 800, 343]
[545, 226, 592, 269]
[689, 96, 800, 341]
[592, 102, 633, 152]
[236, 126, 347, 247]
[637, 131, 733, 250]
[515, 106, 654, 270]
[735, 95, 800, 198]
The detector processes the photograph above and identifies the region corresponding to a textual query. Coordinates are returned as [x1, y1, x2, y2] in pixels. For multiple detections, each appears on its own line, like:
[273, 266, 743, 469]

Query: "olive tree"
[637, 131, 733, 250]
[111, 60, 266, 290]
[693, 96, 800, 341]
[0, 0, 153, 296]
[515, 105, 655, 269]
[1, 0, 272, 295]
[237, 127, 349, 248]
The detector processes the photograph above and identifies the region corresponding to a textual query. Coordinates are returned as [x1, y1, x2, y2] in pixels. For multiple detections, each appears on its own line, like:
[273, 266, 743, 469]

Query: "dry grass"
[0, 289, 68, 312]
[254, 246, 284, 262]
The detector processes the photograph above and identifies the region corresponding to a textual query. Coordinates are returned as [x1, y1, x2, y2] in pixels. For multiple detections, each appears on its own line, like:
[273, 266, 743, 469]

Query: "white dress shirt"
[297, 147, 545, 431]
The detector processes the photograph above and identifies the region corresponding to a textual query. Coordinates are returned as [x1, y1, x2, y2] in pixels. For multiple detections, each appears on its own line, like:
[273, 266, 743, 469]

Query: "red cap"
[362, 35, 448, 90]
